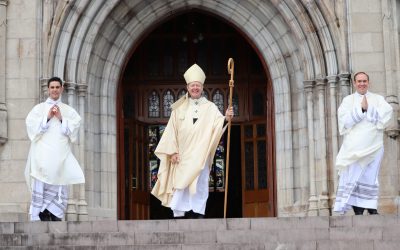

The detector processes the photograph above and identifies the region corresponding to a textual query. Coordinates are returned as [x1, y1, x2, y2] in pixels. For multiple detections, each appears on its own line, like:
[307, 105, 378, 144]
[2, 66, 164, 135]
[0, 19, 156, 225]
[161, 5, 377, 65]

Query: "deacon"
[25, 77, 85, 221]
[334, 72, 393, 215]
[151, 64, 233, 218]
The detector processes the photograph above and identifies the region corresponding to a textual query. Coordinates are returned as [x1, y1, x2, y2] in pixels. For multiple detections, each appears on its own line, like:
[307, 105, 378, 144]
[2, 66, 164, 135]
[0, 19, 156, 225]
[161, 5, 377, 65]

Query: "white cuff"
[39, 116, 50, 133]
[60, 119, 71, 136]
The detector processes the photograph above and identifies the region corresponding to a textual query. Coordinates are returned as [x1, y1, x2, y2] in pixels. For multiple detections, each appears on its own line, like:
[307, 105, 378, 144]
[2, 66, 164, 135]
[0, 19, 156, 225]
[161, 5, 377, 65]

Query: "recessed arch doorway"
[117, 11, 275, 220]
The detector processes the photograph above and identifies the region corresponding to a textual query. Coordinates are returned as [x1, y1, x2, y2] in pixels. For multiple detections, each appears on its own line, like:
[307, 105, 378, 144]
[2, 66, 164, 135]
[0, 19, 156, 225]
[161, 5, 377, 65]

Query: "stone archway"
[42, 0, 345, 219]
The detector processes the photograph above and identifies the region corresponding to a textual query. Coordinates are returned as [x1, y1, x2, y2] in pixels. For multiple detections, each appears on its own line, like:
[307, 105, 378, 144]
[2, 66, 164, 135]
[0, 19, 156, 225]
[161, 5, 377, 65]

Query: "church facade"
[0, 0, 399, 221]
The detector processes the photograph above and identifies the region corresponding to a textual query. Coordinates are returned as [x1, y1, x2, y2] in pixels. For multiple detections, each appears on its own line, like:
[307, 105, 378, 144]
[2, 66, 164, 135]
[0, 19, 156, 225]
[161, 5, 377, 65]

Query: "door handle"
[132, 177, 137, 189]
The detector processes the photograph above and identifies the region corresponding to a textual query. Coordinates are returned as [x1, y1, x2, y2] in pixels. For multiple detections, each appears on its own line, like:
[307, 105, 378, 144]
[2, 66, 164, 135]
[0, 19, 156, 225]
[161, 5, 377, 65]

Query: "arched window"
[178, 89, 187, 99]
[227, 91, 240, 116]
[212, 89, 224, 113]
[148, 90, 160, 118]
[163, 89, 175, 117]
[202, 89, 209, 100]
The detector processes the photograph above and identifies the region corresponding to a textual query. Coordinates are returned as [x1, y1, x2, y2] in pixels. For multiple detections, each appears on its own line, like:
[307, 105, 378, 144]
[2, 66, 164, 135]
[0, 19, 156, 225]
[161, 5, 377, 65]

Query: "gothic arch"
[43, 0, 343, 217]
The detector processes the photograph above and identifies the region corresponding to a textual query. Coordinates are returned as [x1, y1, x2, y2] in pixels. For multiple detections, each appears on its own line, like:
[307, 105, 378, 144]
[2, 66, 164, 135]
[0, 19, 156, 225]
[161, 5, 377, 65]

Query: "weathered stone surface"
[0, 0, 399, 222]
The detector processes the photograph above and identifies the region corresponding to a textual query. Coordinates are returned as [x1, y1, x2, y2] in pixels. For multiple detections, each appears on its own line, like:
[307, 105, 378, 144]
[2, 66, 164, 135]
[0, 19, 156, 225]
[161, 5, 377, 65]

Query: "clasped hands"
[47, 105, 62, 121]
[361, 95, 379, 124]
[361, 95, 368, 112]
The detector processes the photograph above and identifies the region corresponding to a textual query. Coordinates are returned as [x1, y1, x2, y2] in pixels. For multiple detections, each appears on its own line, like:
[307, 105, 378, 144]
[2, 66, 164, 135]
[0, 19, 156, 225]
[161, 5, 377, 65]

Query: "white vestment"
[170, 162, 210, 216]
[334, 91, 392, 213]
[29, 179, 68, 221]
[151, 96, 227, 216]
[25, 98, 85, 220]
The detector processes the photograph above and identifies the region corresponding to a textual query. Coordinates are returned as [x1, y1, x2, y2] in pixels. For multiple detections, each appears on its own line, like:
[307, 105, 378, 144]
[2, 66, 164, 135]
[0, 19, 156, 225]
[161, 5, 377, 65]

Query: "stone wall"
[0, 0, 399, 221]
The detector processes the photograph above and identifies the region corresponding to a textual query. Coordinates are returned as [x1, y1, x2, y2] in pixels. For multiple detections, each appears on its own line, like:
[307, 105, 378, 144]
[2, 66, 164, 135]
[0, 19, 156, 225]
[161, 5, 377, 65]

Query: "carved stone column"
[381, 0, 400, 213]
[40, 77, 49, 102]
[0, 0, 8, 144]
[338, 73, 351, 102]
[316, 78, 330, 216]
[327, 75, 339, 207]
[64, 81, 77, 221]
[64, 81, 77, 108]
[304, 80, 318, 216]
[337, 73, 351, 147]
[77, 83, 88, 221]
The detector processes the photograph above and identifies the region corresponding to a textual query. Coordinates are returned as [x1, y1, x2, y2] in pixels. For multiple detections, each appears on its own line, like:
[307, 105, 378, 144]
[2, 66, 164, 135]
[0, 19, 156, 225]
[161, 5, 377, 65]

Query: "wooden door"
[124, 120, 150, 219]
[241, 121, 274, 217]
[118, 11, 275, 219]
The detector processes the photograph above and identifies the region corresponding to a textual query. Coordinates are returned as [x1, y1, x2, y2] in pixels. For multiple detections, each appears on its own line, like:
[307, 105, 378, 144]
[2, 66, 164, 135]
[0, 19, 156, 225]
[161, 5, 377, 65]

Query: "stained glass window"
[148, 90, 160, 118]
[148, 125, 165, 189]
[212, 89, 224, 113]
[202, 90, 209, 100]
[178, 89, 187, 99]
[226, 91, 239, 116]
[209, 139, 225, 192]
[163, 89, 175, 117]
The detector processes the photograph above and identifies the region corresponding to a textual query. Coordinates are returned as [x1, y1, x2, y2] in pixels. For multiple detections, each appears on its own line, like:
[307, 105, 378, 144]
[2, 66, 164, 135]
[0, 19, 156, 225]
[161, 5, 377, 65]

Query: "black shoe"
[193, 212, 204, 219]
[352, 206, 365, 215]
[50, 213, 62, 221]
[367, 209, 379, 215]
[186, 210, 204, 219]
[174, 216, 186, 219]
[39, 210, 51, 221]
[39, 209, 61, 221]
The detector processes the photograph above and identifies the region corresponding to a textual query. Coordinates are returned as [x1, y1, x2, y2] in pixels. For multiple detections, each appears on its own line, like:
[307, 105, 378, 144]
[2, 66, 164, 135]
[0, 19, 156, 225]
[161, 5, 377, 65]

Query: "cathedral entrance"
[117, 11, 275, 219]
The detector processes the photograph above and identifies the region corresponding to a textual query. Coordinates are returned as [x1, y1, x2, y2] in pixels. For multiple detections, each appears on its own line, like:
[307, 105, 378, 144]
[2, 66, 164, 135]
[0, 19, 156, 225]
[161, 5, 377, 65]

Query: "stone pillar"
[381, 0, 400, 214]
[40, 77, 49, 102]
[0, 0, 8, 144]
[327, 75, 339, 207]
[77, 83, 88, 221]
[64, 81, 78, 221]
[316, 78, 330, 216]
[304, 81, 318, 216]
[64, 81, 77, 108]
[338, 73, 351, 102]
[381, 0, 400, 139]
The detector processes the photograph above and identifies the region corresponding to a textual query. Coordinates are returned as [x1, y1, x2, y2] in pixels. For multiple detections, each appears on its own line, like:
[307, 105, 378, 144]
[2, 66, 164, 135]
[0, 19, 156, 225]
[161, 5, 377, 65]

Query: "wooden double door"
[118, 119, 275, 219]
[117, 11, 275, 219]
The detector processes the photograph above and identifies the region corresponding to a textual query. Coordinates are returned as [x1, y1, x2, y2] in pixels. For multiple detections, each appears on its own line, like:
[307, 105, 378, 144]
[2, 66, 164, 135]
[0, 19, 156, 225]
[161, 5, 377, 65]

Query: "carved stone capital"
[385, 118, 400, 139]
[326, 75, 338, 85]
[40, 78, 49, 101]
[64, 81, 76, 89]
[338, 72, 351, 80]
[303, 80, 315, 92]
[338, 72, 351, 86]
[386, 128, 399, 139]
[0, 104, 7, 144]
[77, 84, 88, 97]
[64, 81, 76, 95]
[315, 78, 327, 91]
[0, 1, 8, 7]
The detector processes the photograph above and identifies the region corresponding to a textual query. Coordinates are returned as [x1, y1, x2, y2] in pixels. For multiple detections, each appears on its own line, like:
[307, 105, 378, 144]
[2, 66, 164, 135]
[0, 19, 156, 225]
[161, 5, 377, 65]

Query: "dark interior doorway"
[206, 125, 242, 218]
[117, 11, 275, 220]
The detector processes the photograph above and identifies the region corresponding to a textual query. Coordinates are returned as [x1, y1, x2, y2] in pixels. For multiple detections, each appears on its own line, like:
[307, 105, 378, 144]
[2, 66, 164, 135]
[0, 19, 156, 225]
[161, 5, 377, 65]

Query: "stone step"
[0, 216, 399, 249]
[1, 241, 400, 250]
